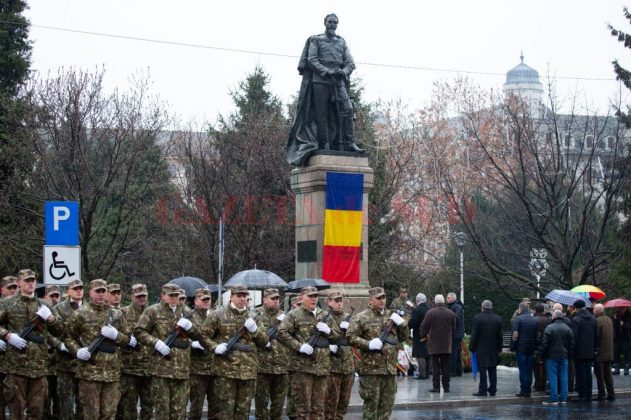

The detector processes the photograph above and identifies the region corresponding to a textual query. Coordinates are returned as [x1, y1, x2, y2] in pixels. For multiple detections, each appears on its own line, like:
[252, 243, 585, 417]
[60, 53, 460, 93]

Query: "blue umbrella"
[471, 351, 478, 381]
[170, 276, 207, 298]
[225, 269, 288, 289]
[544, 289, 591, 307]
[286, 278, 331, 293]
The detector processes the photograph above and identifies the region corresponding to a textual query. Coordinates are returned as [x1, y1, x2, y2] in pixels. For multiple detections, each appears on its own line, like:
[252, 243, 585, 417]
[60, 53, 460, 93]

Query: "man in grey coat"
[469, 300, 502, 397]
[420, 294, 456, 393]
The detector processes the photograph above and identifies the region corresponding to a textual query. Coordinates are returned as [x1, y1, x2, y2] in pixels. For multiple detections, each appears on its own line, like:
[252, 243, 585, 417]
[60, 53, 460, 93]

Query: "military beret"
[90, 279, 107, 291]
[106, 283, 121, 292]
[45, 285, 61, 295]
[368, 287, 386, 298]
[264, 288, 280, 298]
[162, 283, 180, 295]
[327, 289, 343, 299]
[131, 283, 148, 296]
[300, 286, 318, 296]
[230, 285, 249, 295]
[66, 279, 83, 289]
[195, 288, 211, 299]
[1, 276, 18, 288]
[17, 269, 36, 281]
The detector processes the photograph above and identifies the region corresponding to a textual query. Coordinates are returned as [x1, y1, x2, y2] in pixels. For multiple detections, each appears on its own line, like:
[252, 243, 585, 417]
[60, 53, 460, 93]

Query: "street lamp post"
[454, 232, 468, 304]
[529, 248, 548, 299]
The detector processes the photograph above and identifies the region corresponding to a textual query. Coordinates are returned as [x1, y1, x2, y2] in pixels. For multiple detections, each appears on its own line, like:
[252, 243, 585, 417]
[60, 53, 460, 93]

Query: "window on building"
[607, 136, 615, 150]
[585, 135, 594, 148]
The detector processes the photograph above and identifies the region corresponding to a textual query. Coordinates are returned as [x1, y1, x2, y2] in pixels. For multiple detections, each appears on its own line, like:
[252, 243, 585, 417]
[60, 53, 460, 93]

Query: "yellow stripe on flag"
[324, 209, 362, 247]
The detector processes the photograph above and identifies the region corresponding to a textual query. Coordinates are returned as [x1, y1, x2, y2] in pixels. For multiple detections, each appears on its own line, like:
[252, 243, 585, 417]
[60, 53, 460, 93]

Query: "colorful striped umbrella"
[571, 285, 606, 301]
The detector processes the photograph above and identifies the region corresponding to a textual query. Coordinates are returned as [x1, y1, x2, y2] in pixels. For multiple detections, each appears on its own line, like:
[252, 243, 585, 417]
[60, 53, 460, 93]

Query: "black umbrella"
[170, 276, 208, 298]
[206, 283, 224, 294]
[224, 269, 288, 289]
[286, 278, 331, 293]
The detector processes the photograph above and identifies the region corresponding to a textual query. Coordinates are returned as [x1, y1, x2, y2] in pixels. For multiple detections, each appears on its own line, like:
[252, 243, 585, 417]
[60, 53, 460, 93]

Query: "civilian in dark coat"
[533, 303, 548, 392]
[570, 299, 598, 402]
[408, 293, 430, 379]
[447, 292, 465, 376]
[612, 307, 631, 375]
[469, 300, 502, 397]
[511, 302, 539, 397]
[540, 309, 573, 405]
[594, 304, 615, 401]
[420, 294, 456, 393]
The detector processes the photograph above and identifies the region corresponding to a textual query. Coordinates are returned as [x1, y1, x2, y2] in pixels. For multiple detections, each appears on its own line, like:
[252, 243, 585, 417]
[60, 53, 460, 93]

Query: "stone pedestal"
[290, 152, 373, 308]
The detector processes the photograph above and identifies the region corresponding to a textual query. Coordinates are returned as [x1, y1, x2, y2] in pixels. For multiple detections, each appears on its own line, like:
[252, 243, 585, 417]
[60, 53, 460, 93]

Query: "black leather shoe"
[515, 393, 526, 397]
[607, 395, 616, 401]
[473, 392, 487, 397]
[413, 376, 422, 380]
[345, 142, 366, 153]
[429, 388, 440, 393]
[443, 389, 450, 393]
[489, 393, 496, 397]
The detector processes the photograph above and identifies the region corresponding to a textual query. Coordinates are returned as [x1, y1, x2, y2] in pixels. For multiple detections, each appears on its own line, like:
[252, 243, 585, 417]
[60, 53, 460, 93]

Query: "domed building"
[503, 53, 544, 117]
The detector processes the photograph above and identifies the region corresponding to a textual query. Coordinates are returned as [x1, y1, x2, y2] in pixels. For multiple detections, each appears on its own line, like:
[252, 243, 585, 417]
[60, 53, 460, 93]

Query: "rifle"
[371, 319, 398, 354]
[18, 306, 46, 352]
[263, 313, 283, 351]
[333, 306, 355, 358]
[161, 312, 193, 360]
[86, 310, 122, 362]
[305, 312, 331, 360]
[220, 312, 261, 362]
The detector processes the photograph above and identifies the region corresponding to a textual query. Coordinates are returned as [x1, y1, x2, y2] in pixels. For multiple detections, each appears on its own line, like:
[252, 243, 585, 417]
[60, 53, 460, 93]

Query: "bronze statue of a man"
[286, 14, 365, 167]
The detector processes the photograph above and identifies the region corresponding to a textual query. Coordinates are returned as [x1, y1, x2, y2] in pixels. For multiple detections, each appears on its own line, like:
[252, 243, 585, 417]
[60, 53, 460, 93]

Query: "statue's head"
[324, 14, 339, 34]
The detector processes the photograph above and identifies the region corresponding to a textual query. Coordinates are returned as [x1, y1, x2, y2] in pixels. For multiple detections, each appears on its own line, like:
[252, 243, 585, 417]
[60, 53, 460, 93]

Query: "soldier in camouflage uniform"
[43, 285, 62, 419]
[51, 279, 84, 420]
[0, 269, 62, 419]
[0, 275, 18, 420]
[202, 284, 268, 420]
[389, 287, 413, 316]
[285, 295, 302, 420]
[324, 290, 354, 420]
[188, 288, 217, 420]
[117, 284, 153, 420]
[134, 283, 203, 420]
[254, 288, 289, 420]
[106, 283, 123, 309]
[277, 286, 340, 420]
[65, 279, 132, 420]
[347, 287, 408, 420]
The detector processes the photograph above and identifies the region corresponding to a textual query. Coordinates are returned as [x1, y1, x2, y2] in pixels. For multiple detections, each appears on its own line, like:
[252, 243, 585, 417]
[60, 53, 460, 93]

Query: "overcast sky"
[23, 0, 631, 124]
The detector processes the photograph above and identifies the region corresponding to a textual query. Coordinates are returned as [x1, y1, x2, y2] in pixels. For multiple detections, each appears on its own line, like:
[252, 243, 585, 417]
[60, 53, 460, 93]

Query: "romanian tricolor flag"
[322, 172, 363, 283]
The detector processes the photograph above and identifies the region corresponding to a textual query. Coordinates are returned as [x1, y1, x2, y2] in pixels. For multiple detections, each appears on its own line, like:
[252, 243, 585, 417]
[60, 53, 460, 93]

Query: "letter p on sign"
[45, 201, 79, 246]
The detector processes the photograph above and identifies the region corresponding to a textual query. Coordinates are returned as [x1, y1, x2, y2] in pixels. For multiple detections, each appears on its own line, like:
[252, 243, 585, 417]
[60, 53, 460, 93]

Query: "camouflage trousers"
[254, 373, 289, 420]
[285, 373, 295, 418]
[214, 376, 255, 420]
[357, 375, 396, 420]
[0, 372, 6, 420]
[45, 374, 58, 419]
[3, 373, 47, 420]
[291, 371, 328, 420]
[324, 373, 354, 420]
[116, 373, 153, 420]
[78, 379, 121, 420]
[188, 374, 219, 420]
[151, 376, 189, 420]
[56, 371, 81, 420]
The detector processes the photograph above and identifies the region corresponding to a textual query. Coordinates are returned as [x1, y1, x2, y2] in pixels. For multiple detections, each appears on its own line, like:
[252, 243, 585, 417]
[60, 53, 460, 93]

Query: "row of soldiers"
[0, 269, 409, 420]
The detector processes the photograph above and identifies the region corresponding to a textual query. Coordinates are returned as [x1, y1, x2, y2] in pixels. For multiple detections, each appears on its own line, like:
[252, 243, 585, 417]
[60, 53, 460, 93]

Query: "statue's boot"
[345, 141, 366, 153]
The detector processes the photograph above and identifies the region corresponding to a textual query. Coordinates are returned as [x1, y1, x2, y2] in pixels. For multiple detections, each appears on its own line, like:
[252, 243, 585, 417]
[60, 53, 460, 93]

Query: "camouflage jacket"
[277, 305, 340, 376]
[65, 302, 131, 382]
[190, 307, 214, 375]
[347, 307, 409, 375]
[202, 305, 268, 380]
[255, 306, 289, 375]
[51, 299, 83, 373]
[329, 309, 355, 375]
[46, 334, 62, 375]
[121, 302, 151, 376]
[0, 294, 62, 378]
[134, 302, 202, 380]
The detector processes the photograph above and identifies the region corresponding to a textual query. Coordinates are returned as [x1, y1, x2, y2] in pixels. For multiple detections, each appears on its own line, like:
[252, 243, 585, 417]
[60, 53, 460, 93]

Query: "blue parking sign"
[45, 202, 79, 245]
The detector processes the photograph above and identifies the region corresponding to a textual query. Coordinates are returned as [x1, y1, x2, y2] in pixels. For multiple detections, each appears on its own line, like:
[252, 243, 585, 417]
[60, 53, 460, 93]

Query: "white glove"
[36, 305, 53, 320]
[316, 322, 331, 335]
[59, 343, 69, 353]
[396, 310, 405, 316]
[154, 339, 170, 356]
[368, 338, 383, 351]
[176, 318, 192, 331]
[101, 325, 118, 340]
[0, 339, 6, 352]
[244, 318, 258, 333]
[192, 340, 204, 350]
[390, 312, 404, 326]
[299, 343, 314, 355]
[128, 335, 137, 348]
[265, 342, 272, 349]
[329, 344, 338, 353]
[340, 321, 350, 330]
[276, 313, 286, 322]
[215, 343, 228, 355]
[76, 347, 91, 361]
[7, 333, 27, 350]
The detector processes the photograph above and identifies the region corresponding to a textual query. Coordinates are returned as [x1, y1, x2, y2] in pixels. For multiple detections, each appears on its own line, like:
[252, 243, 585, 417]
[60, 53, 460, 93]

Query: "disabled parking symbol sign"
[43, 246, 81, 285]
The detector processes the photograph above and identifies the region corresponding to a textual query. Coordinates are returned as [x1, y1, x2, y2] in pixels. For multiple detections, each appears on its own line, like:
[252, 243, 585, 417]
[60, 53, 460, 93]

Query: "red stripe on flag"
[322, 245, 360, 283]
